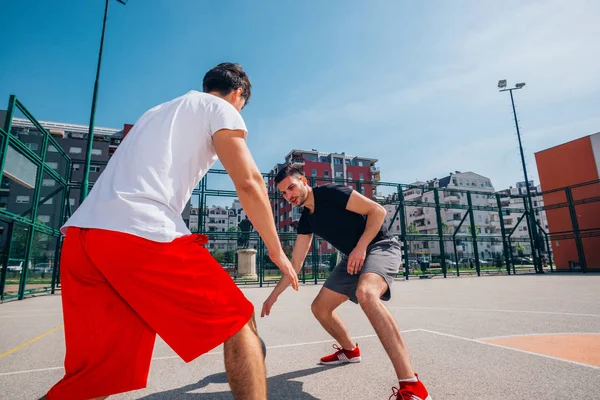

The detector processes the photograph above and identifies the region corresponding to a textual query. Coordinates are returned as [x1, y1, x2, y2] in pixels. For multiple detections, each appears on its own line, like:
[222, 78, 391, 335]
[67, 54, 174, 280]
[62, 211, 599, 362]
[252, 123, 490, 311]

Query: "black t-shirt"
[296, 183, 390, 255]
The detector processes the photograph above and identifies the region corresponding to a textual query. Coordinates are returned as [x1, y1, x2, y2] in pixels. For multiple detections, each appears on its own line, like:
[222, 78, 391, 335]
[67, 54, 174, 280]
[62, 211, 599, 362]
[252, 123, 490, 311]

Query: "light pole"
[498, 79, 543, 274]
[80, 0, 127, 204]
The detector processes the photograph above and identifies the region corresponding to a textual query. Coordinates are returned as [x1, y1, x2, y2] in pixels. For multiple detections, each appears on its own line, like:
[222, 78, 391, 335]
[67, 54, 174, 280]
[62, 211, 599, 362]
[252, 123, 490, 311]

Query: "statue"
[237, 216, 253, 249]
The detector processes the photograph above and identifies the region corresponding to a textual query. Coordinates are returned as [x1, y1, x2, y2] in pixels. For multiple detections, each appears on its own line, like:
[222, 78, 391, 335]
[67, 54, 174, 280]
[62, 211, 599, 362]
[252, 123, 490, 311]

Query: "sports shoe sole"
[319, 357, 362, 365]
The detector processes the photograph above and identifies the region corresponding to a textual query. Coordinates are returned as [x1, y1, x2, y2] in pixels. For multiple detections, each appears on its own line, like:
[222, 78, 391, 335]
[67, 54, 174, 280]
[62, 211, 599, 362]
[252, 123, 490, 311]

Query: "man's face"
[277, 175, 309, 206]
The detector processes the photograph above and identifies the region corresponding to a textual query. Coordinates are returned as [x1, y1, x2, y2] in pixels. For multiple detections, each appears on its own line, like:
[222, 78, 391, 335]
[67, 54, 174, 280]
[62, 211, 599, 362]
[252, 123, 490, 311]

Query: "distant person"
[44, 63, 298, 400]
[261, 166, 431, 400]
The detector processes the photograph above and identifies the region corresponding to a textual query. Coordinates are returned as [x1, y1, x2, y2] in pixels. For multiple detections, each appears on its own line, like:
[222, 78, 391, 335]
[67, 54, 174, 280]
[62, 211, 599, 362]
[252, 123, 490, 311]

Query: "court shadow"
[138, 365, 344, 399]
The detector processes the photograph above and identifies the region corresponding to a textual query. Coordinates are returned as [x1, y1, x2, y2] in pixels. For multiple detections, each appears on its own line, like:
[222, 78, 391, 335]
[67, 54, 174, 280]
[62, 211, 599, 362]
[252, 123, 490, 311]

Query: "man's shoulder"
[315, 182, 347, 192]
[315, 183, 353, 196]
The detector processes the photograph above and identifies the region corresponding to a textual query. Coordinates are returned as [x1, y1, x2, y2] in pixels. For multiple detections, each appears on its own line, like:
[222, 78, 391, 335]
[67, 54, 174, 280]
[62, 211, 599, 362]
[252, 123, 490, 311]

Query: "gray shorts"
[323, 238, 402, 304]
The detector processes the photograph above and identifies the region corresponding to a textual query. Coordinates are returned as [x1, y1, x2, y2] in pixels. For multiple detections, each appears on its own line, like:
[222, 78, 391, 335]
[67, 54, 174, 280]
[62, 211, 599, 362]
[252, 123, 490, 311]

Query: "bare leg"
[356, 273, 414, 380]
[224, 314, 267, 399]
[311, 287, 355, 350]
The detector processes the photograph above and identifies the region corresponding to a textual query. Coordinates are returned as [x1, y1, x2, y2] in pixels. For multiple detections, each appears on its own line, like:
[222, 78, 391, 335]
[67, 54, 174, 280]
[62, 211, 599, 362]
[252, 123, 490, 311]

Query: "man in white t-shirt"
[45, 63, 298, 400]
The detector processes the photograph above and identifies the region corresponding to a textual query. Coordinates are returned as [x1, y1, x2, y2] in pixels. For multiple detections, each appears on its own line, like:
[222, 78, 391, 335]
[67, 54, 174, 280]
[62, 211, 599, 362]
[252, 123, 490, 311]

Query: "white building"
[497, 181, 549, 257]
[383, 172, 503, 261]
[193, 200, 247, 252]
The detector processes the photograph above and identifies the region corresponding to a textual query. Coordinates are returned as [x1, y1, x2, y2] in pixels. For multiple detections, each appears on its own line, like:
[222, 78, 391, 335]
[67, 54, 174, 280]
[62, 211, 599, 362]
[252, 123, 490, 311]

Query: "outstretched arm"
[214, 129, 299, 290]
[261, 233, 313, 317]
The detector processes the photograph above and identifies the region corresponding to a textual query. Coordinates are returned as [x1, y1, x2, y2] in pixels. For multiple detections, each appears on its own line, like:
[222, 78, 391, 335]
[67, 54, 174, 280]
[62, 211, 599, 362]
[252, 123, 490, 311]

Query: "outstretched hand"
[269, 250, 299, 290]
[261, 294, 277, 317]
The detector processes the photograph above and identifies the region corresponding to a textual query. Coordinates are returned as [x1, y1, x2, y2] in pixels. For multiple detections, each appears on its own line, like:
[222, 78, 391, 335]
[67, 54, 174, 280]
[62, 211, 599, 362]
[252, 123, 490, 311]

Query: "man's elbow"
[374, 204, 386, 219]
[237, 176, 263, 195]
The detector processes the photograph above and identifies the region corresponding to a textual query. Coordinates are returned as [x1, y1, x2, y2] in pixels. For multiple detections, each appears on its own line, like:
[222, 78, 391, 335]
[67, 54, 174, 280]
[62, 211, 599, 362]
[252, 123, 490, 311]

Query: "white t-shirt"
[62, 91, 247, 242]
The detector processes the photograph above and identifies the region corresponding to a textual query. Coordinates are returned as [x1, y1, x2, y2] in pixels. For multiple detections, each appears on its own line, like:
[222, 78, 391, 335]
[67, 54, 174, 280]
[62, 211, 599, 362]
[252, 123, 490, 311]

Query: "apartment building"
[194, 199, 247, 252]
[496, 181, 549, 257]
[383, 172, 502, 260]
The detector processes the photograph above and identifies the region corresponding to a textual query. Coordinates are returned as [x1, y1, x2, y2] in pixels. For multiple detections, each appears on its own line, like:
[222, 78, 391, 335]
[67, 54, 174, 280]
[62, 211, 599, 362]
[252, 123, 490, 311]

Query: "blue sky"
[1, 0, 599, 204]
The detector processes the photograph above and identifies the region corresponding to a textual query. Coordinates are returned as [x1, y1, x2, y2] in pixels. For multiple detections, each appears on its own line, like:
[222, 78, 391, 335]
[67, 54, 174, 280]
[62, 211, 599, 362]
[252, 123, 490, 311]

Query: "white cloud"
[252, 0, 600, 191]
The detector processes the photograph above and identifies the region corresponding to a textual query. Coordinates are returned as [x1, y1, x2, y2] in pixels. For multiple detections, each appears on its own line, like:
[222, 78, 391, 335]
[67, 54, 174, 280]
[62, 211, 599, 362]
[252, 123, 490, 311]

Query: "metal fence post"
[397, 185, 410, 279]
[496, 194, 512, 274]
[566, 187, 587, 272]
[467, 192, 481, 276]
[0, 222, 14, 302]
[434, 189, 447, 278]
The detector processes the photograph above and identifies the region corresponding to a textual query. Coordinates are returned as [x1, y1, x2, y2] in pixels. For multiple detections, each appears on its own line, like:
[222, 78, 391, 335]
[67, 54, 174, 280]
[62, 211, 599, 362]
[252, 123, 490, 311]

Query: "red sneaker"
[319, 343, 361, 365]
[388, 374, 431, 400]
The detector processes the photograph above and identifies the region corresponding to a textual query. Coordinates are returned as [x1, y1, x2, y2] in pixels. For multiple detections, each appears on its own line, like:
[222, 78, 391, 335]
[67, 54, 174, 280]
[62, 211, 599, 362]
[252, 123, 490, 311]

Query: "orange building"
[534, 132, 600, 271]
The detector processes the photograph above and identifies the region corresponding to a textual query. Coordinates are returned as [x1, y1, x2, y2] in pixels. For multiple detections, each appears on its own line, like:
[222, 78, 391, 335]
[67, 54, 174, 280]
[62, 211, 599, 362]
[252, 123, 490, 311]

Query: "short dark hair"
[203, 63, 252, 104]
[274, 165, 305, 185]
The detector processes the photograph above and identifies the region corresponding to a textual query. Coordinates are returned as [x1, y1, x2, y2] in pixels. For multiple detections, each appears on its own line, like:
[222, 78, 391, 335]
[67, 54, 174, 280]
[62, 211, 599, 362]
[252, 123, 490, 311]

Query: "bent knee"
[311, 299, 333, 319]
[355, 285, 382, 305]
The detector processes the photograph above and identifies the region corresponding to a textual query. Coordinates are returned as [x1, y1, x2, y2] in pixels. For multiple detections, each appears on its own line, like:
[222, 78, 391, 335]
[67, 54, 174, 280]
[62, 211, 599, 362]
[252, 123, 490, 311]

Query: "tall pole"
[80, 0, 110, 204]
[508, 89, 542, 274]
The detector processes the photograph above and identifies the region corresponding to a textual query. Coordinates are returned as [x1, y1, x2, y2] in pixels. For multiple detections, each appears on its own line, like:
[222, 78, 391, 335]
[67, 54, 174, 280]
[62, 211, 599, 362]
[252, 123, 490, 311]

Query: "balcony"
[289, 158, 305, 166]
[444, 195, 460, 203]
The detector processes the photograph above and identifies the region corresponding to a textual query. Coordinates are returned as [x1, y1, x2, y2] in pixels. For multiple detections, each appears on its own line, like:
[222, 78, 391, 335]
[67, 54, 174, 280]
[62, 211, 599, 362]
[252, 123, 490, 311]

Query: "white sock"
[399, 376, 418, 383]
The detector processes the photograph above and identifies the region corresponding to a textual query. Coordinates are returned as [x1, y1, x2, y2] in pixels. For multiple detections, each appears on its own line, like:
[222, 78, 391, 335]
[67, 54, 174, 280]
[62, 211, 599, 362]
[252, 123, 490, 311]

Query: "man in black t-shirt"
[260, 166, 431, 400]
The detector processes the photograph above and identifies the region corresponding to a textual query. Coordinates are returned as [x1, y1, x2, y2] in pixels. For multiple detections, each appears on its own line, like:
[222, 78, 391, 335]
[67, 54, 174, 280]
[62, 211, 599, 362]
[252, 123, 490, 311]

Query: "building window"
[47, 162, 58, 170]
[26, 143, 39, 151]
[312, 169, 317, 177]
[69, 198, 76, 206]
[16, 195, 30, 204]
[358, 161, 363, 166]
[324, 171, 329, 178]
[42, 179, 55, 187]
[335, 171, 343, 178]
[91, 149, 102, 156]
[43, 198, 53, 205]
[90, 166, 100, 172]
[359, 173, 364, 181]
[348, 172, 353, 180]
[334, 158, 342, 164]
[48, 145, 58, 152]
[38, 215, 51, 223]
[69, 147, 82, 154]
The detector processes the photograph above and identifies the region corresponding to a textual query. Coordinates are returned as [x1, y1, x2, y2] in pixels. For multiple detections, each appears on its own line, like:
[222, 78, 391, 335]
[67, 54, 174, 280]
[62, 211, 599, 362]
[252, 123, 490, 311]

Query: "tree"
[407, 223, 420, 235]
[440, 222, 450, 234]
[516, 244, 525, 257]
[224, 250, 235, 264]
[210, 249, 225, 264]
[467, 225, 480, 238]
[228, 226, 238, 232]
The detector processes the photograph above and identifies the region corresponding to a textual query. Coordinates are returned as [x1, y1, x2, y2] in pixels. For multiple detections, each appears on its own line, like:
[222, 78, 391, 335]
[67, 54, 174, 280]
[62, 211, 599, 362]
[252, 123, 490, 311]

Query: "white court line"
[0, 309, 61, 314]
[419, 329, 600, 370]
[153, 330, 421, 361]
[476, 332, 600, 341]
[0, 313, 62, 319]
[387, 306, 600, 318]
[0, 330, 421, 377]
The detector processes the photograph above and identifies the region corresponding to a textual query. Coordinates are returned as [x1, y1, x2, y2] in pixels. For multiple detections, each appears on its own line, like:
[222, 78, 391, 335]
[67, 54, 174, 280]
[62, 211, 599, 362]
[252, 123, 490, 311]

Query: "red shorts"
[47, 228, 254, 400]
